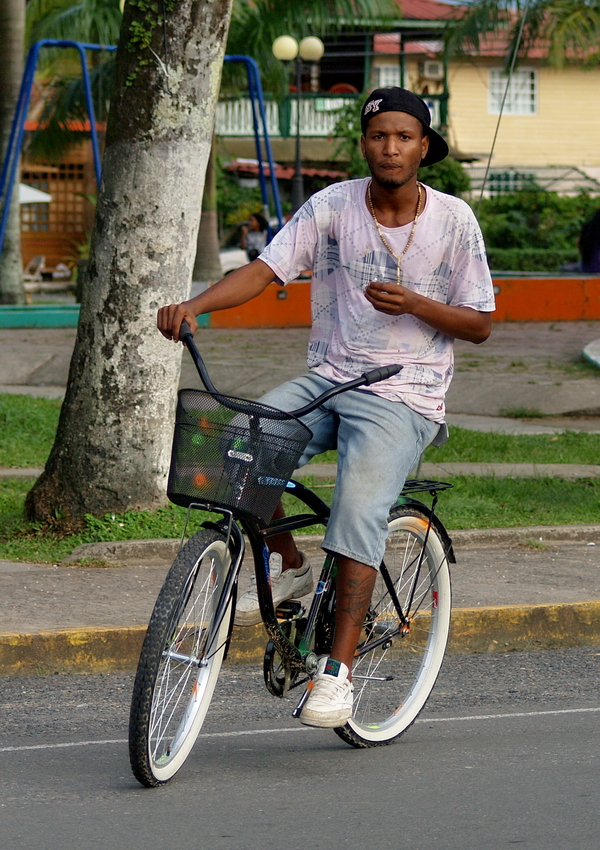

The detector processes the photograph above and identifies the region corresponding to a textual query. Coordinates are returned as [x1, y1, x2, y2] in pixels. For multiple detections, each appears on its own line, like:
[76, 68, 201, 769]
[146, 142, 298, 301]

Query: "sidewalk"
[2, 524, 600, 674]
[2, 322, 600, 674]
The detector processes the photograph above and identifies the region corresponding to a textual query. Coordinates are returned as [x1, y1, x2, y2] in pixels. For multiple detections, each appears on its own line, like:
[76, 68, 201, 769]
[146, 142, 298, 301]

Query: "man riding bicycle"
[158, 86, 495, 729]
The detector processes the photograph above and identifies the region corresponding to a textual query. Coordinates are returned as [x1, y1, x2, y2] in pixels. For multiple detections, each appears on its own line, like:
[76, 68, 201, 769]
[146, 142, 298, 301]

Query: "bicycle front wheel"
[336, 505, 451, 748]
[129, 528, 234, 786]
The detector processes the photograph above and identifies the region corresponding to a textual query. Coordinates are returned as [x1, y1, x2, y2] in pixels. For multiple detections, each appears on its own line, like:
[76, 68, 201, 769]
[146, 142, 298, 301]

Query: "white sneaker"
[234, 552, 313, 626]
[299, 657, 354, 728]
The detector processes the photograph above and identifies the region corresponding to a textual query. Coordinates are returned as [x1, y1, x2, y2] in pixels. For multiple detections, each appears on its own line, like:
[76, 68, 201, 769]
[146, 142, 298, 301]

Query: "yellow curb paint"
[448, 601, 600, 654]
[2, 602, 600, 675]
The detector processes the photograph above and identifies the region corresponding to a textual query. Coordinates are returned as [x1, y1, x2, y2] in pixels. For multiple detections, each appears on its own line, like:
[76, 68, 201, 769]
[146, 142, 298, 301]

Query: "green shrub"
[478, 190, 599, 254]
[419, 157, 471, 198]
[486, 247, 579, 272]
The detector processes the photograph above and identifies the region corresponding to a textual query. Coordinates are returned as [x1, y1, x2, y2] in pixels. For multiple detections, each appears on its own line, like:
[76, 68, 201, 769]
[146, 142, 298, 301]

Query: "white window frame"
[375, 64, 401, 88]
[488, 67, 538, 115]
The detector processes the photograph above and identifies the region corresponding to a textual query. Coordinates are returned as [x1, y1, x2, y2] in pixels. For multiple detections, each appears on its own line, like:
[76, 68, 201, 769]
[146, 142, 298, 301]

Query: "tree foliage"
[448, 0, 600, 70]
[225, 0, 398, 94]
[26, 0, 122, 45]
[419, 157, 471, 197]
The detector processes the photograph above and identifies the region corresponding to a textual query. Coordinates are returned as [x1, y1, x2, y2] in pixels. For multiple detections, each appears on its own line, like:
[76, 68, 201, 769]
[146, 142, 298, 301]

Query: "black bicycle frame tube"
[297, 553, 337, 656]
[203, 520, 246, 662]
[239, 477, 333, 673]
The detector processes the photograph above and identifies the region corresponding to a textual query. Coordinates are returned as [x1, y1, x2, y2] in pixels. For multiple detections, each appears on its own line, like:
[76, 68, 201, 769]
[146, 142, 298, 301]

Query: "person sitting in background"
[241, 212, 268, 261]
[580, 210, 600, 274]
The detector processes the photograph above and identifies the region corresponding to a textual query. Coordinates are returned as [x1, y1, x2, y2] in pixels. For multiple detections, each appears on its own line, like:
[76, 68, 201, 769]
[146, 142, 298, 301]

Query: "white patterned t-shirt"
[259, 178, 495, 422]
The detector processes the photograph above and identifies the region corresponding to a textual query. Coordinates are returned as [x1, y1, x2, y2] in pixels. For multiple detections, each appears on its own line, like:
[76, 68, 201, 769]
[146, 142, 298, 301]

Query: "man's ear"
[360, 135, 366, 159]
[421, 133, 430, 161]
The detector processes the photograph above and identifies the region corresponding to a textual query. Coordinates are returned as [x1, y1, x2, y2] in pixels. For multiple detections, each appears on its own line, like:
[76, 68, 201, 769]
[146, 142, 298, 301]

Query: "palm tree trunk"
[192, 138, 223, 285]
[0, 0, 25, 304]
[26, 0, 234, 522]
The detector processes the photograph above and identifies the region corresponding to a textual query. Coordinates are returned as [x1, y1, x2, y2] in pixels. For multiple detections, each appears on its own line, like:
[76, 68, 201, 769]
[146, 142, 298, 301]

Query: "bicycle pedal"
[275, 600, 304, 619]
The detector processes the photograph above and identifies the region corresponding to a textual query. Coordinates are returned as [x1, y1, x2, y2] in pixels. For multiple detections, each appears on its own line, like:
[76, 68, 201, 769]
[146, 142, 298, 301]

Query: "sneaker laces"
[311, 673, 351, 703]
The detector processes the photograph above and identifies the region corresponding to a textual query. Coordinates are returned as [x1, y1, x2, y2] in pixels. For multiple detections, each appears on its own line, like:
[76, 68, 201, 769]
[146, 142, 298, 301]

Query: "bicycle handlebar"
[361, 364, 403, 385]
[178, 320, 402, 416]
[180, 320, 219, 395]
[289, 364, 402, 418]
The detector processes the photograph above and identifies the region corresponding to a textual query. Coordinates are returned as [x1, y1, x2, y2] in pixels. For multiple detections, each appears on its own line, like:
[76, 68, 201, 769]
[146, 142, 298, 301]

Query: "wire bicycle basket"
[167, 389, 313, 523]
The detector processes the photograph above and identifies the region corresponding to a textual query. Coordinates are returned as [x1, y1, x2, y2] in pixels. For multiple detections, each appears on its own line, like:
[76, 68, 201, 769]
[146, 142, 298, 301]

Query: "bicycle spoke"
[335, 507, 451, 748]
[129, 530, 235, 786]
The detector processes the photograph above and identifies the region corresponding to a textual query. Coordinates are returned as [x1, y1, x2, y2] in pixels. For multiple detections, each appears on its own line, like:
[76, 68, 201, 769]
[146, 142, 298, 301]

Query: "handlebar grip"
[180, 319, 193, 342]
[361, 364, 402, 385]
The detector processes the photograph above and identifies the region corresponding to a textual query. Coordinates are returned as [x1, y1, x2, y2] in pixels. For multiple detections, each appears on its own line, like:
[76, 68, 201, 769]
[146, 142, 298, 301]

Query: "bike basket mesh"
[167, 389, 312, 523]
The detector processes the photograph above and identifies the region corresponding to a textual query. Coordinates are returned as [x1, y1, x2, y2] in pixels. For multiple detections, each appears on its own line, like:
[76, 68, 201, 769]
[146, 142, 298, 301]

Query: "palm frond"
[227, 0, 399, 93]
[448, 0, 600, 68]
[544, 0, 600, 66]
[26, 0, 122, 48]
[25, 59, 115, 161]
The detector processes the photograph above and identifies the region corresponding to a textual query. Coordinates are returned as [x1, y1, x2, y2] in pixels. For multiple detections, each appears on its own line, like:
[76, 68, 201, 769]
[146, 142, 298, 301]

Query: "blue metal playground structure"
[0, 40, 284, 258]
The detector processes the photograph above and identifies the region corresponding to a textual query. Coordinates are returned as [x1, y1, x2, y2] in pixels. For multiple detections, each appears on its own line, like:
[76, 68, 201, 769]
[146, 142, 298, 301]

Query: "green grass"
[2, 474, 600, 563]
[0, 478, 213, 563]
[2, 393, 600, 563]
[0, 394, 61, 467]
[314, 427, 600, 466]
[2, 394, 599, 469]
[289, 476, 600, 531]
[498, 407, 549, 419]
[433, 476, 600, 530]
[425, 427, 600, 464]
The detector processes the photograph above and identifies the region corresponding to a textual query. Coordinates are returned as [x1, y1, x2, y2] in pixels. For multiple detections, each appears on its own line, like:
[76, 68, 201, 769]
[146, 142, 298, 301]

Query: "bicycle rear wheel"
[129, 528, 234, 786]
[335, 505, 451, 748]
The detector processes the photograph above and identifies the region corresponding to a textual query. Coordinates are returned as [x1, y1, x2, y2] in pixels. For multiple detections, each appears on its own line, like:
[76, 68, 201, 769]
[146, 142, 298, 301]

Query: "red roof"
[460, 23, 549, 59]
[396, 0, 462, 22]
[226, 159, 348, 180]
[374, 0, 462, 55]
[382, 0, 554, 60]
[375, 34, 444, 56]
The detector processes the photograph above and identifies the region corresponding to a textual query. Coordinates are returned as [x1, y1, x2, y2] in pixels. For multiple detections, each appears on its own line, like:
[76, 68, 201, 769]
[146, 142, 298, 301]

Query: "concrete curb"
[582, 338, 600, 369]
[450, 523, 600, 547]
[3, 601, 600, 676]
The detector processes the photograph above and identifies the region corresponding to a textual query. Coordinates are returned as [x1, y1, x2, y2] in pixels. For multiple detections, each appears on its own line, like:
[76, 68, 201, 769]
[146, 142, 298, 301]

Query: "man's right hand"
[157, 302, 198, 342]
[157, 260, 277, 342]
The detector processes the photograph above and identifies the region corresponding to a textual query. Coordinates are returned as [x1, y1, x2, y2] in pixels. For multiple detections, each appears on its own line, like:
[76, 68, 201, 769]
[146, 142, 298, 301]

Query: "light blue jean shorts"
[259, 373, 440, 569]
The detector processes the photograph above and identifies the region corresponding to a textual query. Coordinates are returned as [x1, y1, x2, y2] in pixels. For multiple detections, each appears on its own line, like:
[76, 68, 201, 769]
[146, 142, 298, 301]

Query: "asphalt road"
[1, 648, 599, 850]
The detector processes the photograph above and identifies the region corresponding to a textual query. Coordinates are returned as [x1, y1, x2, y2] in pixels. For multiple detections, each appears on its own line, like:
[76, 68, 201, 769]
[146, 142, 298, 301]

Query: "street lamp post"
[272, 35, 324, 213]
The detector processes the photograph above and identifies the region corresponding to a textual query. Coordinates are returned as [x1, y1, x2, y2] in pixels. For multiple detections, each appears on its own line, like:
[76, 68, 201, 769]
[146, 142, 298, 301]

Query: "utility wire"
[476, 0, 532, 215]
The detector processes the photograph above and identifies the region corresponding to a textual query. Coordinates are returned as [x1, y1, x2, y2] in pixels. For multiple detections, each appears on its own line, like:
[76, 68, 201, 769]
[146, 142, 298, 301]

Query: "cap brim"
[421, 127, 449, 167]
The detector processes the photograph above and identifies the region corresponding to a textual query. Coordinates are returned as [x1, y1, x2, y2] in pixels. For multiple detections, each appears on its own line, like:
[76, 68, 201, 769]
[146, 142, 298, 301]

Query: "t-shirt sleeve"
[447, 210, 496, 313]
[259, 202, 319, 284]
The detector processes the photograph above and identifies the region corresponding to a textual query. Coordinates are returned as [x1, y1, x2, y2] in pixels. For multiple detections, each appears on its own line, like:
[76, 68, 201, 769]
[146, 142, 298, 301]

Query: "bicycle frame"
[187, 474, 456, 695]
[175, 321, 455, 690]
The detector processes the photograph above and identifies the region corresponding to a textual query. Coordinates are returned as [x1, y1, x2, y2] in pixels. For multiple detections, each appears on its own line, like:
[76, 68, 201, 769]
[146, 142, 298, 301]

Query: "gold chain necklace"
[367, 181, 423, 286]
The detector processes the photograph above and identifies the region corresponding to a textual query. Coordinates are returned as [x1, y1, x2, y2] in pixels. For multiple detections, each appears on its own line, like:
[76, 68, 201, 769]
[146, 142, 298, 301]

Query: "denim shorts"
[259, 373, 440, 569]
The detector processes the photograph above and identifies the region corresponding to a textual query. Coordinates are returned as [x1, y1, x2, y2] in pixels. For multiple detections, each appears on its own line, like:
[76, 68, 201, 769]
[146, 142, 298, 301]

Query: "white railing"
[216, 96, 356, 138]
[216, 98, 281, 137]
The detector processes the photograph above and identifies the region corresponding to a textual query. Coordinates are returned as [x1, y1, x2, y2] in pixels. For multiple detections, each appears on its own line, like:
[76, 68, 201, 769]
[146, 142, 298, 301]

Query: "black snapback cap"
[361, 87, 449, 167]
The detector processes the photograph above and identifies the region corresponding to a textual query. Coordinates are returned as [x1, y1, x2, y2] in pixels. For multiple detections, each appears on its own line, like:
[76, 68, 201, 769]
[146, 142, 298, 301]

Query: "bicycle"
[129, 322, 455, 787]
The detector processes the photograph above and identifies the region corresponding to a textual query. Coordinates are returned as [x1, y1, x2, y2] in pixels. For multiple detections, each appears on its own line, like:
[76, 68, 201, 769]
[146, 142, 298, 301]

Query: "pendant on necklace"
[368, 181, 423, 287]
